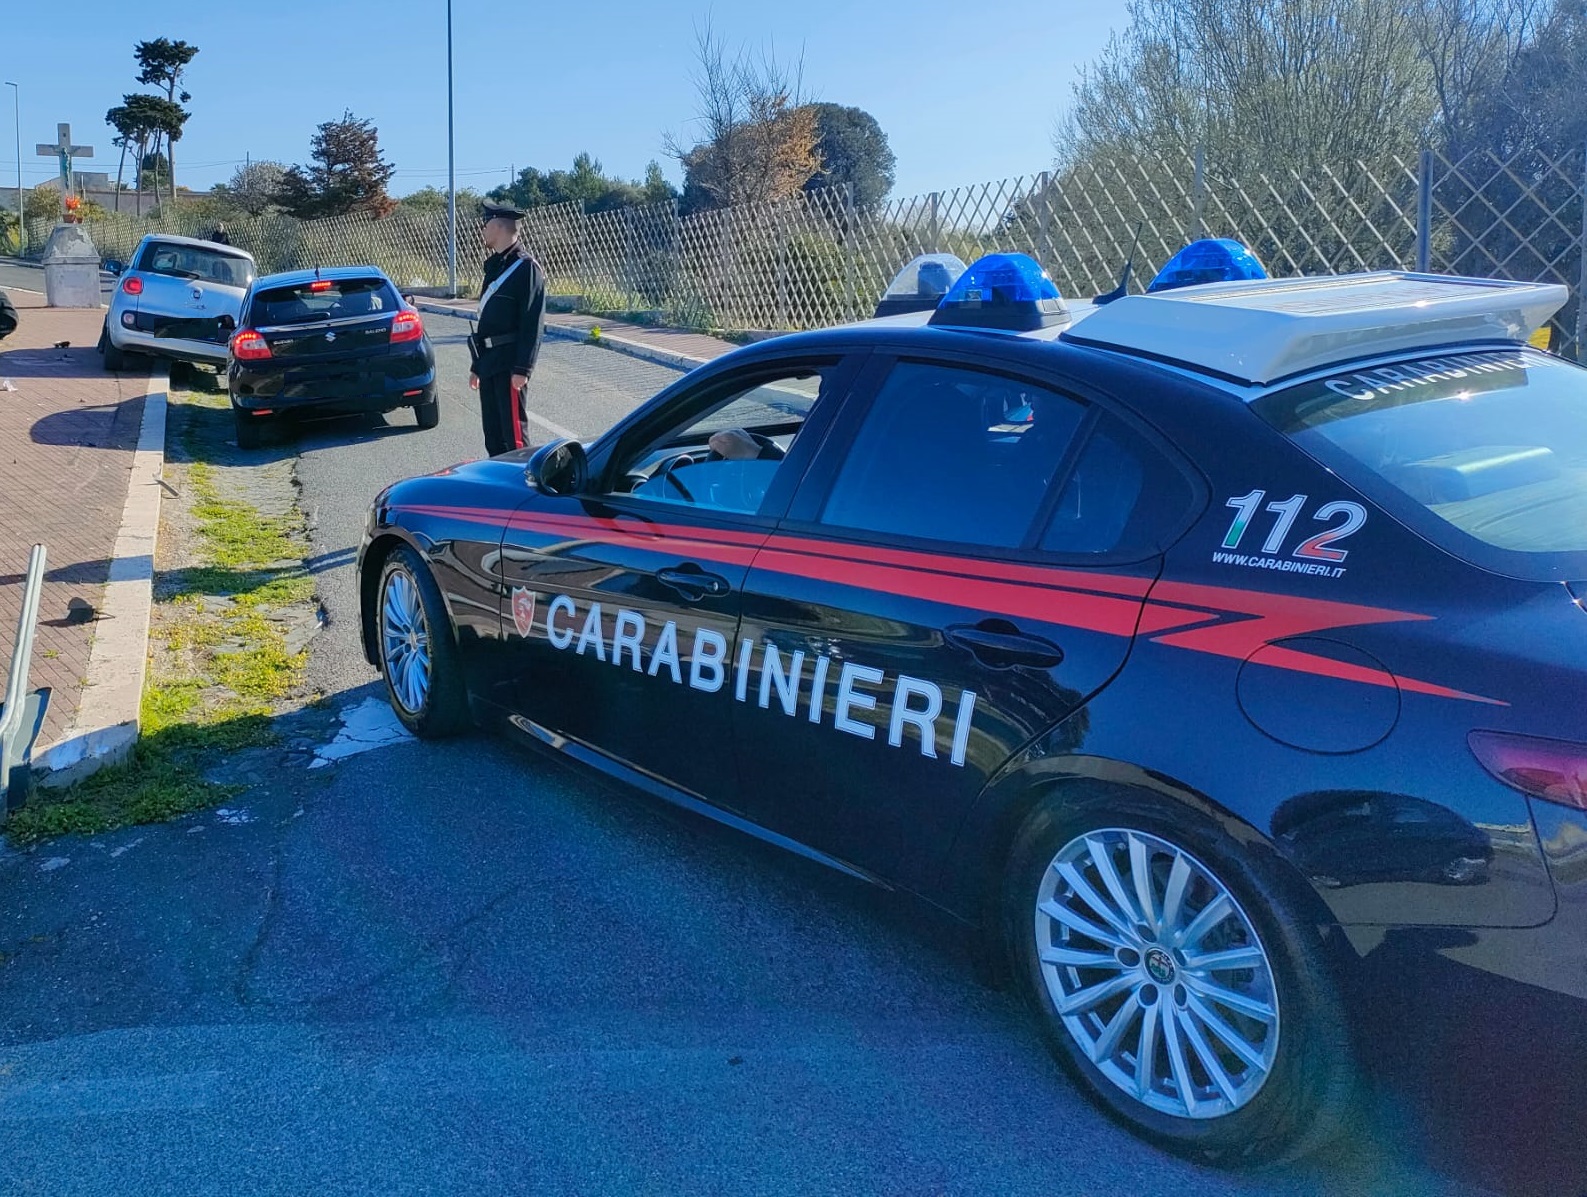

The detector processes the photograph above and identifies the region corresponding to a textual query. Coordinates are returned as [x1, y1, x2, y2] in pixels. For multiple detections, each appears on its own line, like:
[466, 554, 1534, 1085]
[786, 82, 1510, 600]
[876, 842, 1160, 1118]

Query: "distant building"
[2, 178, 207, 215]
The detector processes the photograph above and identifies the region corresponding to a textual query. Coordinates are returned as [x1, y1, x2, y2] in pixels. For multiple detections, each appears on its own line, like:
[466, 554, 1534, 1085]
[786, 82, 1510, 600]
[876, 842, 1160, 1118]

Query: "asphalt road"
[0, 307, 1579, 1195]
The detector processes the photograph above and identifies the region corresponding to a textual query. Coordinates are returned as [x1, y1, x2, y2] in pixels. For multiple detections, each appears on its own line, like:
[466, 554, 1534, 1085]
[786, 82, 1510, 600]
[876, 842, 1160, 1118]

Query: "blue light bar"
[928, 252, 1069, 331]
[1147, 239, 1268, 293]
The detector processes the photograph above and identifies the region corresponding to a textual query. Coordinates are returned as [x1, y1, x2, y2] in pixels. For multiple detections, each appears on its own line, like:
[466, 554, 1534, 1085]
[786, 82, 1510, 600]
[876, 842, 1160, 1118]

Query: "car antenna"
[1093, 221, 1143, 305]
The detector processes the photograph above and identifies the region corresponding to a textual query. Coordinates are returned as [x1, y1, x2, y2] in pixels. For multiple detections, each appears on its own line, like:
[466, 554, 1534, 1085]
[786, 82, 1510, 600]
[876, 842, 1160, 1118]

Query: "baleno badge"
[511, 588, 537, 638]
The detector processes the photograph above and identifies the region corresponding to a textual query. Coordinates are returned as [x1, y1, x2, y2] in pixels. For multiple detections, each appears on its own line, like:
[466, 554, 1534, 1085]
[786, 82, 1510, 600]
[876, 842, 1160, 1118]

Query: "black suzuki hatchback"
[357, 250, 1587, 1165]
[227, 265, 438, 448]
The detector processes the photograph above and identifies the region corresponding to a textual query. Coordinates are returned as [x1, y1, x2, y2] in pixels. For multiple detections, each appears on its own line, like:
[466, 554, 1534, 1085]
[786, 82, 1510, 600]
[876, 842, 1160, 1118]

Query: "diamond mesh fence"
[26, 143, 1585, 359]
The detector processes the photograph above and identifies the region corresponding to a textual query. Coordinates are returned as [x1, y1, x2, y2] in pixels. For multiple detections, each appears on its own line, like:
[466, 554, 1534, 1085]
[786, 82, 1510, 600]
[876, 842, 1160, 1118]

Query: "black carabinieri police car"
[227, 265, 437, 448]
[357, 245, 1587, 1164]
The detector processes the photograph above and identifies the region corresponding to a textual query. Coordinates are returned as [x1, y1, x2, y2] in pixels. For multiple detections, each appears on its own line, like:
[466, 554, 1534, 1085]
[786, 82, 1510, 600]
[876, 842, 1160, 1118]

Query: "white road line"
[524, 408, 579, 441]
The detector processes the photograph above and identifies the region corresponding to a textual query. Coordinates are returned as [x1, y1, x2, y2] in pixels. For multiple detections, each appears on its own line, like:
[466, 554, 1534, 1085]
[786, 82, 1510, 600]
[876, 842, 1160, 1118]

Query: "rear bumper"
[109, 325, 230, 366]
[230, 364, 437, 416]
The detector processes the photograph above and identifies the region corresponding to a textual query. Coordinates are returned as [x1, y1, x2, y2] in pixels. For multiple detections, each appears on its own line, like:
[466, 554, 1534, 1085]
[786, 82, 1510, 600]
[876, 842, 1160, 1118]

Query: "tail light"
[231, 329, 272, 361]
[1469, 731, 1587, 812]
[122, 275, 144, 296]
[390, 310, 424, 344]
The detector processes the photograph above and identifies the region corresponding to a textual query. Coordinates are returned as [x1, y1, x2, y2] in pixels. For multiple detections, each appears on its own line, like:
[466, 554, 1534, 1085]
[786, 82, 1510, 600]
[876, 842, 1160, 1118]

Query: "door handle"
[946, 621, 1065, 669]
[656, 565, 731, 599]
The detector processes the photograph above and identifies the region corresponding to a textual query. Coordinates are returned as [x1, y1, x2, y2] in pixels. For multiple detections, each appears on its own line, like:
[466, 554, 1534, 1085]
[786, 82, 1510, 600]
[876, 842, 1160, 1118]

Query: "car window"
[818, 361, 1086, 548]
[612, 369, 828, 517]
[251, 278, 399, 326]
[138, 241, 253, 288]
[1254, 348, 1587, 580]
[1040, 413, 1198, 556]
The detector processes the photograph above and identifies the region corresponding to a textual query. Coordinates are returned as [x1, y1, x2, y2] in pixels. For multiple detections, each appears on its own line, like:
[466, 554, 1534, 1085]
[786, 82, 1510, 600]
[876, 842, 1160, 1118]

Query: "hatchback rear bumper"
[109, 325, 230, 366]
[230, 363, 438, 416]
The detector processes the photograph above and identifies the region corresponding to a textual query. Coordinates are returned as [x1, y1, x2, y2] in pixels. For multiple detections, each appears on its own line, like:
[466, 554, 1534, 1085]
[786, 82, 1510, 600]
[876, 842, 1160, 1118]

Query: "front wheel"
[1005, 798, 1355, 1165]
[376, 546, 472, 738]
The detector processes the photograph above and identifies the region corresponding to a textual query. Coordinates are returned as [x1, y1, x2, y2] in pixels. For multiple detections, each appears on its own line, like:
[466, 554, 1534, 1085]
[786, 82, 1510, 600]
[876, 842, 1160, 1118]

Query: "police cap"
[481, 201, 525, 223]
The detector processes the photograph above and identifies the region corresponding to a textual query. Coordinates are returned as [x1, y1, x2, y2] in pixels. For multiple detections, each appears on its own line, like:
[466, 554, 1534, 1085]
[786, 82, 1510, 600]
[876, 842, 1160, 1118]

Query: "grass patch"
[9, 382, 316, 845]
[6, 738, 243, 846]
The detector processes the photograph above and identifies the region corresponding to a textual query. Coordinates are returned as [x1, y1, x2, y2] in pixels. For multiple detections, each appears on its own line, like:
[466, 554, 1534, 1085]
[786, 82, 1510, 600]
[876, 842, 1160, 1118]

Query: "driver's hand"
[708, 428, 761, 461]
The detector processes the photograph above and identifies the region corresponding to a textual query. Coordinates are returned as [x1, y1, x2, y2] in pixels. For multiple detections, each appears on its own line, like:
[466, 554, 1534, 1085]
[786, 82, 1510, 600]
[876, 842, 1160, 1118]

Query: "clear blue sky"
[3, 1, 1128, 203]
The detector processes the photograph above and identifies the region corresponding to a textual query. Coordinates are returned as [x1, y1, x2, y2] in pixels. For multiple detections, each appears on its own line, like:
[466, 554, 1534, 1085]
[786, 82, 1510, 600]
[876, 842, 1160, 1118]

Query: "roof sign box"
[928, 252, 1069, 332]
[1060, 271, 1569, 386]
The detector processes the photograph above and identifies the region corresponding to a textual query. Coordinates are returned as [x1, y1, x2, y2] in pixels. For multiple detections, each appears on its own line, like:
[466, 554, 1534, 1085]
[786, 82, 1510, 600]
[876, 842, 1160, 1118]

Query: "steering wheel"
[705, 431, 786, 462]
[655, 452, 698, 503]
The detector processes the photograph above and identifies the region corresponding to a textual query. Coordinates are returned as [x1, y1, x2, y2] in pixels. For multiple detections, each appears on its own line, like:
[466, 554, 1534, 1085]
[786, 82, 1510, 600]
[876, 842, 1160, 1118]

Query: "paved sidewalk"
[0, 289, 148, 749]
[414, 297, 744, 369]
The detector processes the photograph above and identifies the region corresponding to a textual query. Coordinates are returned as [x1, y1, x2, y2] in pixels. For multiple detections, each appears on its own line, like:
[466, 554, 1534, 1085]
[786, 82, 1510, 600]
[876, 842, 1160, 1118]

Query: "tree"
[215, 160, 288, 215]
[802, 104, 895, 213]
[667, 23, 821, 213]
[1055, 0, 1438, 177]
[277, 112, 397, 220]
[110, 93, 184, 216]
[134, 38, 198, 207]
[1464, 0, 1587, 157]
[488, 154, 677, 213]
[1409, 0, 1541, 158]
[105, 104, 142, 212]
[398, 185, 484, 214]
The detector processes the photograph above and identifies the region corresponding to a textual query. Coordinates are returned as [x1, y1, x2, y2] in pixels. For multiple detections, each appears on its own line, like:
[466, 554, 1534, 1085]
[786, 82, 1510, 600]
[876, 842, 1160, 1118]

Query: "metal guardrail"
[0, 544, 50, 813]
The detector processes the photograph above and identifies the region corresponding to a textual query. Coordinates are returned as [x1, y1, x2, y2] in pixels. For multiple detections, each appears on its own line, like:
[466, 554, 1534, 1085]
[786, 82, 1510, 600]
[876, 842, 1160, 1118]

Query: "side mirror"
[525, 439, 588, 496]
[216, 314, 237, 333]
[102, 259, 124, 276]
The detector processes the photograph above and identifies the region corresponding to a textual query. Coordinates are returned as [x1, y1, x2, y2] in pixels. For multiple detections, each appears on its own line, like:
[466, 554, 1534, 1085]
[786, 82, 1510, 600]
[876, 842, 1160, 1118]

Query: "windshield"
[138, 240, 253, 288]
[1253, 348, 1587, 581]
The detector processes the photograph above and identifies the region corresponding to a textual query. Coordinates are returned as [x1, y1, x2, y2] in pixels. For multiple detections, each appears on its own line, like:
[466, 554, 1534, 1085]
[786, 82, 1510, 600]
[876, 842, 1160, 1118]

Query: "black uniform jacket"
[473, 243, 546, 378]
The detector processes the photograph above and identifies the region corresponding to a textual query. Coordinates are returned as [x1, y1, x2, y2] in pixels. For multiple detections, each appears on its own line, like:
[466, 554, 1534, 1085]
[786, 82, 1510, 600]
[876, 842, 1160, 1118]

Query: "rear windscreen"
[1253, 348, 1587, 580]
[251, 278, 399, 326]
[138, 241, 253, 287]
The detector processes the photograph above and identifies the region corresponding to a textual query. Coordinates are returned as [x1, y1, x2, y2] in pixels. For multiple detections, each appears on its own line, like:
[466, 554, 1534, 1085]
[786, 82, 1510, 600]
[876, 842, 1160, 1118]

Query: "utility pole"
[5, 83, 19, 254]
[446, 0, 458, 298]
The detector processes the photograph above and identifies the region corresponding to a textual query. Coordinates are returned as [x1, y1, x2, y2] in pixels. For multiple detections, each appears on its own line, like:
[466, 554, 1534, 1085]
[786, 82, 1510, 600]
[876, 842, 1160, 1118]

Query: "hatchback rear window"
[138, 240, 253, 287]
[1254, 348, 1587, 580]
[251, 278, 399, 326]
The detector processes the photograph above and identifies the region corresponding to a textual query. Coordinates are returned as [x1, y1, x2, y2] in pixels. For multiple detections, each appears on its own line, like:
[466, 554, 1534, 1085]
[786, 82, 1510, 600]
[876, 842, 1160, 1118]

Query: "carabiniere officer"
[470, 201, 547, 456]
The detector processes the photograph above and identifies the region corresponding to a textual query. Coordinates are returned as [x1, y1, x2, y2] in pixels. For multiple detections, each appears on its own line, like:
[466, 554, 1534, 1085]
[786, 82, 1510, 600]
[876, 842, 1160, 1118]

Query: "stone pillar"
[40, 223, 102, 308]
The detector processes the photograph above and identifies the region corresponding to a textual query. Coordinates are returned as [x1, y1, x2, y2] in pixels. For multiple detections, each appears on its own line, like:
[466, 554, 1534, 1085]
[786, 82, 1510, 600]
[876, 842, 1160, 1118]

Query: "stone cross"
[36, 123, 94, 214]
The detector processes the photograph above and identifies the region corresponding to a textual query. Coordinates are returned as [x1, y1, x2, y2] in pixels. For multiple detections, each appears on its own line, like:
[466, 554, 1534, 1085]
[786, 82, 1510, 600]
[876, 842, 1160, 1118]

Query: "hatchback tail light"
[1469, 731, 1587, 812]
[122, 275, 144, 296]
[390, 310, 424, 344]
[231, 329, 272, 361]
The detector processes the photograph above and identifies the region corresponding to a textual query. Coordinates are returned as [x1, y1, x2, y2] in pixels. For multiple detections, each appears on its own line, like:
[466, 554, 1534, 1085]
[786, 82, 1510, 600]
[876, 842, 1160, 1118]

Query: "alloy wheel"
[1033, 828, 1280, 1120]
[380, 568, 432, 714]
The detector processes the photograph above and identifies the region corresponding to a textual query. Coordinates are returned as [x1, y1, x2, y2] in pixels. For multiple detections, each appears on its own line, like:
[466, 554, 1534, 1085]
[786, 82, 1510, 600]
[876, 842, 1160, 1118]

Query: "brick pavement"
[0, 288, 148, 747]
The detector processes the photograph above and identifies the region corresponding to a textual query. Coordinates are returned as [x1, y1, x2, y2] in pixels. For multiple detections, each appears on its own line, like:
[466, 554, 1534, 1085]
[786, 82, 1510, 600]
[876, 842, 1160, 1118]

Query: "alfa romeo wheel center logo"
[1145, 948, 1176, 985]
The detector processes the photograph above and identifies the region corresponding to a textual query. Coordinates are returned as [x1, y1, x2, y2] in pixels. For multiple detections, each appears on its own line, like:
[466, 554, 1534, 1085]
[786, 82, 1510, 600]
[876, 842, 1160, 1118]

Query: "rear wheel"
[376, 546, 471, 738]
[233, 408, 263, 450]
[1005, 796, 1355, 1165]
[414, 397, 440, 430]
[102, 329, 128, 372]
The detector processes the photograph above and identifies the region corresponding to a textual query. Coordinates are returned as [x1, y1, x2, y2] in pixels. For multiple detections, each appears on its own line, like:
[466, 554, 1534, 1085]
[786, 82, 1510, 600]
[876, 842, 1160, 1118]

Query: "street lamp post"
[446, 0, 458, 298]
[4, 83, 19, 256]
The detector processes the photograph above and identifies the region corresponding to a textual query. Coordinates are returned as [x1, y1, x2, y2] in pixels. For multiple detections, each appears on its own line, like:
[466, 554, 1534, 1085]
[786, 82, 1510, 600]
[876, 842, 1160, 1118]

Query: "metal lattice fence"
[26, 142, 1587, 358]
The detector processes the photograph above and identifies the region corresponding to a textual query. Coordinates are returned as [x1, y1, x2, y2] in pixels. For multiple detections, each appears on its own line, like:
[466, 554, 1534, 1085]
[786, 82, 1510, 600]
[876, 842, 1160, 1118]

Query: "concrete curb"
[33, 368, 168, 786]
[412, 300, 712, 373]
